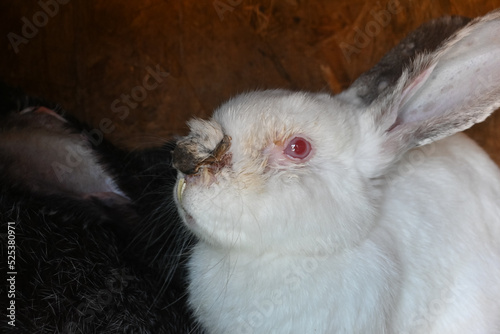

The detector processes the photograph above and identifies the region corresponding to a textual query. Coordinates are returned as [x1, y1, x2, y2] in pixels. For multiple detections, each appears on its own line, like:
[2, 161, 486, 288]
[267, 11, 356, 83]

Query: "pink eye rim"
[284, 136, 312, 160]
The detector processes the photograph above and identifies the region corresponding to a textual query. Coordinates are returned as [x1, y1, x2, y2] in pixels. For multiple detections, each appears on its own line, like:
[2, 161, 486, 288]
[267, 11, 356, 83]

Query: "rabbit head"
[174, 90, 378, 253]
[173, 10, 500, 254]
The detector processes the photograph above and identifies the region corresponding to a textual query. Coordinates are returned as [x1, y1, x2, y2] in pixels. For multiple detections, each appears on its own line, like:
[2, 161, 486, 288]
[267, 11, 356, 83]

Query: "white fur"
[174, 10, 500, 334]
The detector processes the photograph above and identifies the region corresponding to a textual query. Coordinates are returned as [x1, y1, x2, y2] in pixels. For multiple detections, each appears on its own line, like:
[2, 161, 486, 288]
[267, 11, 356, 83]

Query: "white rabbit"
[172, 10, 500, 334]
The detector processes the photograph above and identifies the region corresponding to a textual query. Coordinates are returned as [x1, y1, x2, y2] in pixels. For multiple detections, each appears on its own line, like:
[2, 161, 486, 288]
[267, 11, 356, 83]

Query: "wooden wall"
[1, 0, 500, 163]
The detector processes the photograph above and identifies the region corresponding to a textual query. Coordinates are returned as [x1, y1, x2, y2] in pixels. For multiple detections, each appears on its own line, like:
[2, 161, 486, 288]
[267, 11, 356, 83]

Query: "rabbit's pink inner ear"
[395, 63, 436, 125]
[379, 10, 500, 149]
[381, 63, 437, 134]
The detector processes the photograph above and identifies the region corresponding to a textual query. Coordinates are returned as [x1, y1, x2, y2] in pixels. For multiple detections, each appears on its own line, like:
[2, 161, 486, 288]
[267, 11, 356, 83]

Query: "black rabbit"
[0, 82, 201, 333]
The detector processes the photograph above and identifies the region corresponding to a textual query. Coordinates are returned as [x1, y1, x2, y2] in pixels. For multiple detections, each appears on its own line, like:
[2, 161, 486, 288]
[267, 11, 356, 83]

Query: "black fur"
[0, 82, 202, 333]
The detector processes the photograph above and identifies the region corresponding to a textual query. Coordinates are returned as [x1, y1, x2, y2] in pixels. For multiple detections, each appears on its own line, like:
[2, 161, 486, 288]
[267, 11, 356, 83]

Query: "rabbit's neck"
[188, 236, 397, 333]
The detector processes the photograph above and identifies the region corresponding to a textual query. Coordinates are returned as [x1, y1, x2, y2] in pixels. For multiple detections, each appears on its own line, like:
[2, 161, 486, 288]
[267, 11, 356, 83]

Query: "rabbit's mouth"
[173, 132, 233, 229]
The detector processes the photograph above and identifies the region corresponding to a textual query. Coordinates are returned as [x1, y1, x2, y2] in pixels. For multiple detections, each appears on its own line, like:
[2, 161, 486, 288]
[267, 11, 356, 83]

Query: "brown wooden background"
[1, 0, 500, 164]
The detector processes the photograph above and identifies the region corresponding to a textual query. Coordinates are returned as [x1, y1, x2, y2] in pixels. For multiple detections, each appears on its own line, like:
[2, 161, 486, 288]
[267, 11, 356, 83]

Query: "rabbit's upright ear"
[370, 10, 500, 158]
[340, 15, 471, 106]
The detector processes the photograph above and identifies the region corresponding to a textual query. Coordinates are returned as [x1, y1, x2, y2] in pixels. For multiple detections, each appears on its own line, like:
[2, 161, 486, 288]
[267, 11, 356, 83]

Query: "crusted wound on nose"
[173, 135, 232, 175]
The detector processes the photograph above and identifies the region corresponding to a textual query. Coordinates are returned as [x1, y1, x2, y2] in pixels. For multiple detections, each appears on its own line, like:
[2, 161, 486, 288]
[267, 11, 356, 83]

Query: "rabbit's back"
[381, 133, 500, 332]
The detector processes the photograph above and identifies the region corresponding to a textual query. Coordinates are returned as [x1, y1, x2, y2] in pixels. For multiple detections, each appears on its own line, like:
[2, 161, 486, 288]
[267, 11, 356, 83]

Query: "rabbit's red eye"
[284, 137, 312, 160]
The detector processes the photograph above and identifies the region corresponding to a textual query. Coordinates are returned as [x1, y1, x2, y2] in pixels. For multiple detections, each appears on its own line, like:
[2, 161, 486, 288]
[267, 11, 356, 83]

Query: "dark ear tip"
[346, 14, 472, 106]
